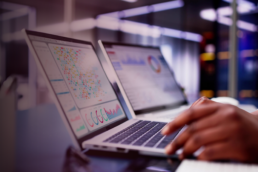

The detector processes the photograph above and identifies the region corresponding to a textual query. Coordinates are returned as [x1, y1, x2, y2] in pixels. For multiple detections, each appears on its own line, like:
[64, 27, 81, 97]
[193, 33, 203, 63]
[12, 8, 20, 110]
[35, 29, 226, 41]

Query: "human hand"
[190, 96, 214, 108]
[162, 102, 258, 163]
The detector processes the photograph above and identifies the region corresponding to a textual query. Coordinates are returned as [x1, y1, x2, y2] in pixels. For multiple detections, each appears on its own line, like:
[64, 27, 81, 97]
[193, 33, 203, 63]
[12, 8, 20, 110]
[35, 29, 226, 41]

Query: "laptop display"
[102, 42, 187, 115]
[25, 31, 128, 144]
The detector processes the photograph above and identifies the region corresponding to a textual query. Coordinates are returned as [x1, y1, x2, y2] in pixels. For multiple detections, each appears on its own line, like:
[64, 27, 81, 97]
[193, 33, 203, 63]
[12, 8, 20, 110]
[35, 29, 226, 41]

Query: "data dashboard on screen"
[104, 45, 185, 111]
[28, 35, 126, 138]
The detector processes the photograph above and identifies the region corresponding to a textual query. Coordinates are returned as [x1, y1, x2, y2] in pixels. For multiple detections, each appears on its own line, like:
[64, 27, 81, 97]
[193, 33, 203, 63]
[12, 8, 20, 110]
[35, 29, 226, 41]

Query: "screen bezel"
[24, 30, 128, 150]
[101, 41, 188, 115]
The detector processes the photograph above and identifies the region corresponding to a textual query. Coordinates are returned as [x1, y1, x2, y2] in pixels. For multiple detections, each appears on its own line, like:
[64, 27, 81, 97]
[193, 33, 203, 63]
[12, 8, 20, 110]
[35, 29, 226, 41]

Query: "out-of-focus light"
[120, 21, 161, 38]
[152, 0, 184, 12]
[120, 20, 140, 34]
[237, 20, 257, 32]
[217, 6, 254, 16]
[205, 44, 215, 53]
[121, 0, 137, 3]
[239, 90, 253, 98]
[217, 16, 232, 25]
[161, 28, 202, 42]
[151, 26, 161, 38]
[122, 6, 149, 18]
[98, 12, 121, 19]
[162, 28, 182, 39]
[241, 49, 255, 58]
[100, 0, 184, 19]
[200, 0, 257, 32]
[200, 9, 217, 21]
[95, 0, 202, 41]
[201, 9, 257, 32]
[225, 0, 256, 13]
[71, 18, 96, 32]
[201, 53, 215, 61]
[238, 3, 255, 13]
[218, 51, 230, 60]
[184, 32, 203, 42]
[223, 0, 256, 11]
[217, 7, 232, 16]
[97, 17, 120, 31]
[36, 22, 70, 34]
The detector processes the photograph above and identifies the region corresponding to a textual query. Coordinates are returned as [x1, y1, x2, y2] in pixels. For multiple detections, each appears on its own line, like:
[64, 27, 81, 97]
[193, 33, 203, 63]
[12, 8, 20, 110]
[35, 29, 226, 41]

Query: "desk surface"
[16, 103, 180, 172]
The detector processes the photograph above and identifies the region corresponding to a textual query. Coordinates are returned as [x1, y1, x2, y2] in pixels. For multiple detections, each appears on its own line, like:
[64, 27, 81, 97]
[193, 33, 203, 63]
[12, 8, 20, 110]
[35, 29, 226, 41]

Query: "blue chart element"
[68, 106, 76, 112]
[121, 56, 145, 65]
[50, 79, 64, 82]
[57, 92, 70, 95]
[91, 112, 99, 125]
[112, 62, 123, 70]
[104, 104, 123, 120]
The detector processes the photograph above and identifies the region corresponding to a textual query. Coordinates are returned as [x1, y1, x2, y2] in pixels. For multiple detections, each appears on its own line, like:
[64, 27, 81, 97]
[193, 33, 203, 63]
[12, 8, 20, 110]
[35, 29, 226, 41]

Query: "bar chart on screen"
[121, 55, 146, 65]
[57, 93, 89, 137]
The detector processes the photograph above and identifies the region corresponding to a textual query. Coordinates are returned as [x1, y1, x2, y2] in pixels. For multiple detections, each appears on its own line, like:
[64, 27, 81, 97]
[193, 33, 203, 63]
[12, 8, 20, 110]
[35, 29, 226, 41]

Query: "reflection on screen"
[29, 35, 126, 138]
[104, 45, 185, 111]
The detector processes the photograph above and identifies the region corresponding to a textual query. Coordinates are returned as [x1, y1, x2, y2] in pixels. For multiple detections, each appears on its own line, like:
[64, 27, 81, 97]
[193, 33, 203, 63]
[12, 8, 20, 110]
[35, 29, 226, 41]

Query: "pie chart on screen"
[148, 56, 161, 73]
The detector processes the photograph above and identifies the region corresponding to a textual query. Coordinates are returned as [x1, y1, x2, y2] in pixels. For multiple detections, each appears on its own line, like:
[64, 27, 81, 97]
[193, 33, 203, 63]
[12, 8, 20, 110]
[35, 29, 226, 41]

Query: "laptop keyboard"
[104, 120, 181, 148]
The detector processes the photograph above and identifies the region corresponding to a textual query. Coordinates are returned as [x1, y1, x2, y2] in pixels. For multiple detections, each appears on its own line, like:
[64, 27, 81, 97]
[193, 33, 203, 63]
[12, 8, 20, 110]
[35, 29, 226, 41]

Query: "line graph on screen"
[104, 104, 123, 120]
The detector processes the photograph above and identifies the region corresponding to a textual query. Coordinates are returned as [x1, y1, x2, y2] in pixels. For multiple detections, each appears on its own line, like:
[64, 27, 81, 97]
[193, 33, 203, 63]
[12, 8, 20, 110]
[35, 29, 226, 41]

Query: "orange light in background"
[200, 90, 214, 98]
[200, 53, 215, 61]
[217, 90, 229, 97]
[218, 51, 229, 60]
[239, 90, 253, 98]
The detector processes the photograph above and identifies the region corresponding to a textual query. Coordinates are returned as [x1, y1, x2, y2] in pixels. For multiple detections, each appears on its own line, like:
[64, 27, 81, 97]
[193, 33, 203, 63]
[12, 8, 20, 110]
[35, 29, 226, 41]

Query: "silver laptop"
[99, 41, 190, 121]
[23, 30, 182, 157]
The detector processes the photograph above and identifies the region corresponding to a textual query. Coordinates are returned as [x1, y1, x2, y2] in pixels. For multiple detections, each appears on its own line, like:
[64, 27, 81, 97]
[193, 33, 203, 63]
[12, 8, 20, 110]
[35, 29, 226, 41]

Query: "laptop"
[98, 41, 190, 121]
[23, 30, 182, 157]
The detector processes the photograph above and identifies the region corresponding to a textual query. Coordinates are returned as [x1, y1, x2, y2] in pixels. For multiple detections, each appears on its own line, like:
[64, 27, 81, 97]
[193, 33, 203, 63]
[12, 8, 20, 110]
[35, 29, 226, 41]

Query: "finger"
[162, 103, 220, 135]
[190, 97, 213, 108]
[197, 142, 241, 161]
[165, 112, 222, 154]
[181, 126, 232, 158]
[190, 97, 206, 108]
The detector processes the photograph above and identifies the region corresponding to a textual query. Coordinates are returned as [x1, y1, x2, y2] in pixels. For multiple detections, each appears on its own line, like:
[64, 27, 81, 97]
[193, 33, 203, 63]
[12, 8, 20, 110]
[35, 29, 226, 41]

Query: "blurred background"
[0, 0, 258, 111]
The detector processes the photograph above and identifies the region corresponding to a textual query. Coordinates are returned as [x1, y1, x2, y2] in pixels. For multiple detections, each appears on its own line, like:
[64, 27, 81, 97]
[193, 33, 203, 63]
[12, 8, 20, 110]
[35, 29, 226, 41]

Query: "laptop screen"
[26, 32, 128, 141]
[102, 43, 186, 114]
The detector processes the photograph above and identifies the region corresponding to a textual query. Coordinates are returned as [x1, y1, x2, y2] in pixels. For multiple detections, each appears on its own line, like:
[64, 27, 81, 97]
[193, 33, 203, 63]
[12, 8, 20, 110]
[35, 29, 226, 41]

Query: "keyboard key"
[143, 123, 166, 147]
[104, 121, 142, 142]
[121, 122, 157, 145]
[132, 123, 166, 146]
[156, 128, 181, 148]
[105, 121, 150, 143]
[144, 133, 164, 147]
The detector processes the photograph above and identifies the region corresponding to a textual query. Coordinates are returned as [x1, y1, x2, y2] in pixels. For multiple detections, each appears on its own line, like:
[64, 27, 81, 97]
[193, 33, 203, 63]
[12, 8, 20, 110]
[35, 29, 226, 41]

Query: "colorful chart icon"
[96, 110, 104, 123]
[100, 109, 109, 121]
[85, 113, 94, 127]
[91, 112, 99, 125]
[148, 56, 161, 73]
[104, 104, 123, 120]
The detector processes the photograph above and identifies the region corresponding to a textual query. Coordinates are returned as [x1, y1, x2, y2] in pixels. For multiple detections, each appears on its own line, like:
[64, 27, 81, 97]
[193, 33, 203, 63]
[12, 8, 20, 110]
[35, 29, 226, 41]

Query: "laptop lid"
[23, 30, 130, 150]
[99, 41, 188, 116]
